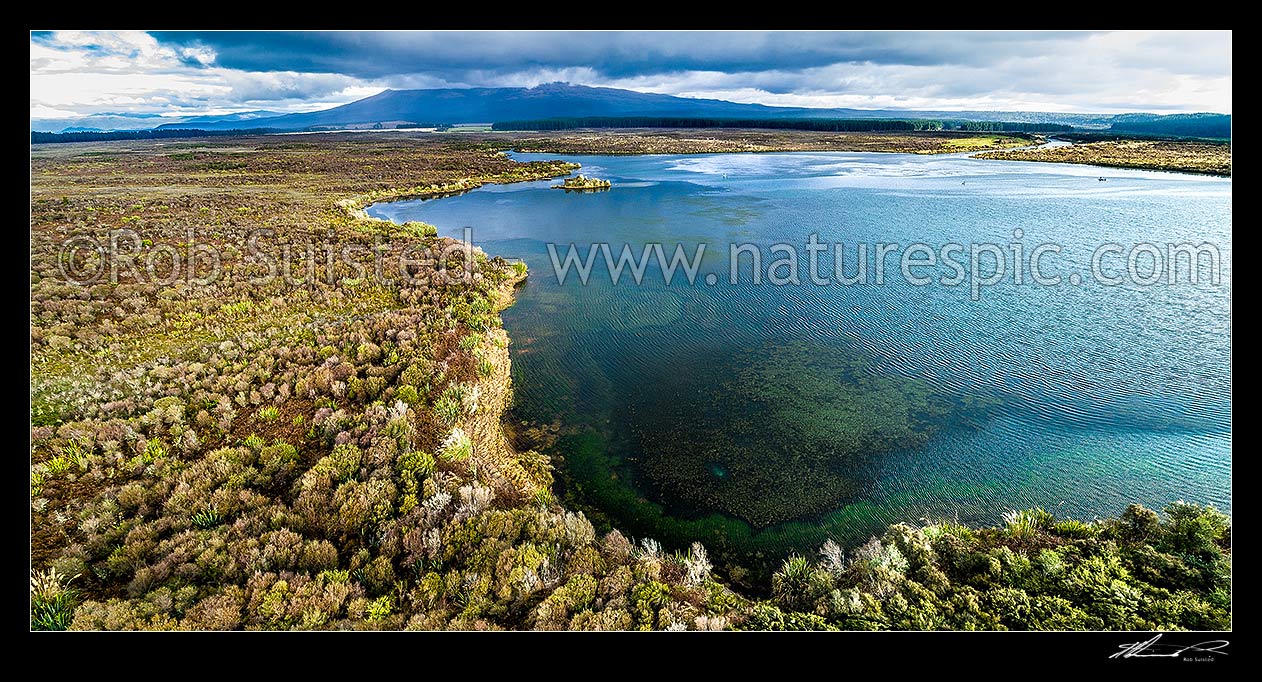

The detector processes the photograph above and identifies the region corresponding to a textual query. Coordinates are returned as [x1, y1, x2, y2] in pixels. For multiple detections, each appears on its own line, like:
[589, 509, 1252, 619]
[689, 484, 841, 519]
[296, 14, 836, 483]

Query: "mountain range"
[31, 110, 281, 133]
[162, 83, 1132, 131]
[34, 83, 1230, 137]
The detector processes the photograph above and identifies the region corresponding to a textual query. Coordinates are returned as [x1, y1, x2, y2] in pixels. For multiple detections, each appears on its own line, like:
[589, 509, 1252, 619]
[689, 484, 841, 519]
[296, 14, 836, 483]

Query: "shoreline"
[974, 155, 1232, 178]
[491, 129, 1229, 177]
[976, 137, 1230, 177]
[494, 128, 1034, 157]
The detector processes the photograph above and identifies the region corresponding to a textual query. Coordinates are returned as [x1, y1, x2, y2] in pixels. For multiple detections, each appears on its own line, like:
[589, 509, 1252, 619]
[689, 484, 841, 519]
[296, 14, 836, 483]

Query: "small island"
[553, 174, 612, 191]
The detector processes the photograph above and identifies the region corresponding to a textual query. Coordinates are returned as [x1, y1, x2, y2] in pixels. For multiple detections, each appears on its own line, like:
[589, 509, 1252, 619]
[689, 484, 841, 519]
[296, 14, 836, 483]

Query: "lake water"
[370, 150, 1231, 575]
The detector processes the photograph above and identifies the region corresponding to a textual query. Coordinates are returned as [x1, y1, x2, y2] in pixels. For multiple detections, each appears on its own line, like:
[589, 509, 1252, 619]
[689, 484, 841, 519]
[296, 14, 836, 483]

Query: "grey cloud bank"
[31, 30, 1231, 121]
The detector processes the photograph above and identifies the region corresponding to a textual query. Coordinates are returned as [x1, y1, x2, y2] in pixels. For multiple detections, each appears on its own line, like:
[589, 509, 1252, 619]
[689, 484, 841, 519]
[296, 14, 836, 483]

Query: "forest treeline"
[31, 129, 275, 144]
[1108, 113, 1231, 139]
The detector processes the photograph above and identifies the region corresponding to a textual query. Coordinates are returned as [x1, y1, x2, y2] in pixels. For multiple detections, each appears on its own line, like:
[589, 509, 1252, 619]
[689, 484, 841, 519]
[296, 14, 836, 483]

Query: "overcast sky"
[30, 30, 1232, 120]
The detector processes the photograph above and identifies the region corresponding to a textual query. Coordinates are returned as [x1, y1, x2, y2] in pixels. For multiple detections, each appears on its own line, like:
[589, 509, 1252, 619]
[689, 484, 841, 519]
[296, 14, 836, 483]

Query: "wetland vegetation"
[978, 137, 1231, 176]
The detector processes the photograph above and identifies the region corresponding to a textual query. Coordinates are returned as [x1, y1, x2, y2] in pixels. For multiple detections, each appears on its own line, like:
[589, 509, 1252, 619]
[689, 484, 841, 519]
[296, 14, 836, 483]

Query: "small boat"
[1098, 177, 1107, 181]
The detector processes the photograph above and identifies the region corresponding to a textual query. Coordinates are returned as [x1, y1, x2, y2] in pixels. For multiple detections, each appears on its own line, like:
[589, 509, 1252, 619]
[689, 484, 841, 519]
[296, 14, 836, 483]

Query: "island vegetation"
[553, 174, 611, 191]
[30, 132, 1229, 630]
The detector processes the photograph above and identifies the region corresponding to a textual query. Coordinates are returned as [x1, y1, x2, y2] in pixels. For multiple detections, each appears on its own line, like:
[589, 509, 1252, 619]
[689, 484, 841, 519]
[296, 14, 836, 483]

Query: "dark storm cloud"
[31, 31, 1231, 118]
[150, 31, 1096, 80]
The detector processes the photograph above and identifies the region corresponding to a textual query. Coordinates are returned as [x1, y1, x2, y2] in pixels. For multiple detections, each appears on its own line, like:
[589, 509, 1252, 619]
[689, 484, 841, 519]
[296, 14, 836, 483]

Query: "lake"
[369, 150, 1231, 576]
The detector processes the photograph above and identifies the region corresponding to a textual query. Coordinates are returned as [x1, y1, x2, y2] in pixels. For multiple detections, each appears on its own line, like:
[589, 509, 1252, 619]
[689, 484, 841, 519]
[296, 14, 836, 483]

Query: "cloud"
[30, 31, 380, 119]
[152, 31, 1095, 79]
[30, 30, 1231, 120]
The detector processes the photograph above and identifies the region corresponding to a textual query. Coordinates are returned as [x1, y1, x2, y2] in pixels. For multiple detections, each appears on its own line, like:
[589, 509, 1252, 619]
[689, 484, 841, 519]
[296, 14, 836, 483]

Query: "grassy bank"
[30, 132, 1229, 630]
[977, 138, 1231, 176]
[495, 129, 1033, 155]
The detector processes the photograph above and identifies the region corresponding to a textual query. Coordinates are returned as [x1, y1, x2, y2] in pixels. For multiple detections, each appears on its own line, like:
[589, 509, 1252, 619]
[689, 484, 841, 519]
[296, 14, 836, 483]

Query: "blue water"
[370, 150, 1231, 567]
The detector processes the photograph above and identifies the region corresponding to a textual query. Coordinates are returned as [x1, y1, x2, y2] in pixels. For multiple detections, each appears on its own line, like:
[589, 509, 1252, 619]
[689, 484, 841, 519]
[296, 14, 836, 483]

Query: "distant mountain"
[163, 84, 1228, 133]
[172, 110, 283, 126]
[49, 84, 1228, 137]
[144, 84, 1117, 131]
[32, 110, 282, 133]
[158, 84, 812, 131]
[32, 113, 171, 133]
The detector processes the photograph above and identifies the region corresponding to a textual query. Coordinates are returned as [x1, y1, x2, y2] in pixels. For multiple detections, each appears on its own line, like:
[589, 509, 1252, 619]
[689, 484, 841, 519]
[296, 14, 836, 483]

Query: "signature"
[1111, 634, 1229, 660]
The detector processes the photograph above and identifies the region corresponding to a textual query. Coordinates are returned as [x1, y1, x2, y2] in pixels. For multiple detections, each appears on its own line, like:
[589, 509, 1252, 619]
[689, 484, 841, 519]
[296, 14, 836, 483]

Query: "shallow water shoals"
[628, 340, 999, 529]
[368, 150, 1231, 576]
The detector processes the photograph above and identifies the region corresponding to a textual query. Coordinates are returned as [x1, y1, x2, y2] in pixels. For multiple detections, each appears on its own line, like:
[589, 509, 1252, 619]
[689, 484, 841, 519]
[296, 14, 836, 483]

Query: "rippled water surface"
[370, 151, 1231, 570]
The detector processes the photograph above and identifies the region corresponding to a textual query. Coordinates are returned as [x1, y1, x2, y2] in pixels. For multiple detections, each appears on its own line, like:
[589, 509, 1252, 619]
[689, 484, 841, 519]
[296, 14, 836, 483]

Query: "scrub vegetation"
[30, 132, 1229, 630]
[978, 138, 1231, 176]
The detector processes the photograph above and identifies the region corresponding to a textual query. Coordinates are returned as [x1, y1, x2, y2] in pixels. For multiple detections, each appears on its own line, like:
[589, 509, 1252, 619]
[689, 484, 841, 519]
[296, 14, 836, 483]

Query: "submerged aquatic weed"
[630, 341, 988, 527]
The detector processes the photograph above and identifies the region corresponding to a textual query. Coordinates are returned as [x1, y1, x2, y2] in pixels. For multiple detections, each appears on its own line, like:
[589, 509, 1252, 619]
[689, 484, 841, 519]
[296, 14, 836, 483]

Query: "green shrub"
[312, 443, 363, 482]
[1051, 519, 1097, 539]
[439, 428, 472, 463]
[1117, 504, 1161, 542]
[434, 386, 465, 426]
[44, 455, 73, 476]
[630, 581, 672, 630]
[191, 506, 223, 529]
[1003, 508, 1054, 538]
[31, 568, 78, 631]
[396, 385, 421, 407]
[366, 595, 394, 622]
[400, 221, 438, 238]
[1161, 502, 1229, 558]
[477, 356, 494, 378]
[256, 406, 280, 422]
